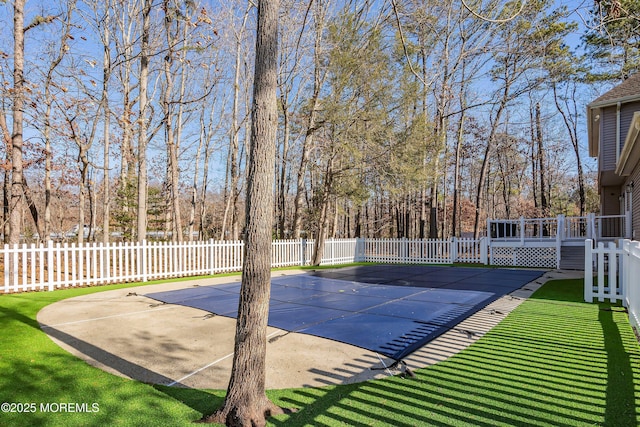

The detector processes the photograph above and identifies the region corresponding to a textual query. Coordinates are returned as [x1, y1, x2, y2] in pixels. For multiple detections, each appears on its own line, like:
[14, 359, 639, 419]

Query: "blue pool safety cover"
[145, 266, 543, 360]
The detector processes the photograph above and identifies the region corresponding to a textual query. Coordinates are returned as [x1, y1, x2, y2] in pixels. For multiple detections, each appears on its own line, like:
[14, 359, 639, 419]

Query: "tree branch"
[24, 15, 57, 33]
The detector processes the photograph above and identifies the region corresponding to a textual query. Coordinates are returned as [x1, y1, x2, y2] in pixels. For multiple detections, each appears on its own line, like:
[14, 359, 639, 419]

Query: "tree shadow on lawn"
[0, 301, 209, 426]
[528, 278, 640, 426]
[599, 306, 638, 425]
[149, 278, 640, 426]
[265, 278, 640, 426]
[4, 278, 639, 426]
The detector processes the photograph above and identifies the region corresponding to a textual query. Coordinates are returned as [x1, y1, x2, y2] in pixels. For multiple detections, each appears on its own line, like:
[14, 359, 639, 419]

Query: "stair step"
[559, 246, 585, 270]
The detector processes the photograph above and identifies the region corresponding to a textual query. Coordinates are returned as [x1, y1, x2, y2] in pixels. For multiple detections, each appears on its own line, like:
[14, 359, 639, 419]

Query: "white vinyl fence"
[1, 237, 486, 293]
[584, 239, 640, 331]
[363, 237, 486, 264]
[584, 240, 625, 303]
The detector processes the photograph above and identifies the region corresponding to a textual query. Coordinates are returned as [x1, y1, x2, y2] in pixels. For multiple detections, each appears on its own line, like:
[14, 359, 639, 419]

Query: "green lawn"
[1, 275, 639, 426]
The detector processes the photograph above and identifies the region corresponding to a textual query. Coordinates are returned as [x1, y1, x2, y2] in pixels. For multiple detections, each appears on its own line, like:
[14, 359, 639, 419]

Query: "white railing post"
[555, 233, 561, 270]
[596, 242, 606, 302]
[628, 241, 640, 330]
[519, 217, 525, 245]
[328, 238, 333, 265]
[584, 239, 593, 302]
[46, 240, 54, 291]
[626, 210, 632, 239]
[587, 213, 595, 240]
[557, 214, 565, 241]
[608, 241, 618, 303]
[3, 244, 8, 293]
[141, 239, 148, 282]
[478, 237, 487, 265]
[450, 237, 457, 263]
[208, 239, 215, 275]
[621, 239, 630, 305]
[555, 216, 562, 269]
[354, 237, 363, 262]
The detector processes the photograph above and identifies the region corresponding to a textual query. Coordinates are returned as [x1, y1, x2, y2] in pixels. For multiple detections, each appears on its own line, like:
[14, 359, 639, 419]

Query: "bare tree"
[221, 3, 251, 241]
[203, 0, 286, 425]
[8, 0, 56, 243]
[9, 0, 26, 244]
[99, 1, 113, 243]
[136, 0, 151, 242]
[292, 0, 331, 239]
[38, 1, 77, 243]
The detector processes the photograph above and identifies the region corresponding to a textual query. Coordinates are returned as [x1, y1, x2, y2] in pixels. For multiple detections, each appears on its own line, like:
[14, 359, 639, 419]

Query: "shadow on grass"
[41, 324, 177, 384]
[600, 307, 638, 426]
[262, 277, 640, 426]
[3, 275, 639, 426]
[152, 385, 225, 419]
[0, 296, 206, 426]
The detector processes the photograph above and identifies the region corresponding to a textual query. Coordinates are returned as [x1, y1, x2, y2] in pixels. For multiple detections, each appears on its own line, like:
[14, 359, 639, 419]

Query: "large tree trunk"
[9, 0, 25, 244]
[136, 0, 151, 242]
[204, 1, 284, 425]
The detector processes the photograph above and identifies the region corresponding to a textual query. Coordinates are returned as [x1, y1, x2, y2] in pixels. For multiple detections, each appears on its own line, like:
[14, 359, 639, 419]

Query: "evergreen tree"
[583, 0, 640, 79]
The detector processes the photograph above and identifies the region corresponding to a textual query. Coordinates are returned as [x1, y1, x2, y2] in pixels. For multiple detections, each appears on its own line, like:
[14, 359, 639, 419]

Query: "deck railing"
[488, 213, 631, 243]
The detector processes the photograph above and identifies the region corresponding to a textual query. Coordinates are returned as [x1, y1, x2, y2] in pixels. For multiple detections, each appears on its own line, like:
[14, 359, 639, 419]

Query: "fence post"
[623, 239, 630, 306]
[47, 240, 54, 291]
[584, 239, 593, 302]
[401, 237, 407, 263]
[3, 244, 8, 293]
[478, 236, 489, 265]
[300, 239, 307, 266]
[597, 242, 606, 302]
[330, 237, 335, 265]
[587, 213, 595, 240]
[628, 242, 640, 328]
[555, 231, 562, 270]
[353, 238, 361, 262]
[141, 239, 148, 283]
[209, 239, 215, 275]
[450, 237, 457, 263]
[608, 241, 618, 303]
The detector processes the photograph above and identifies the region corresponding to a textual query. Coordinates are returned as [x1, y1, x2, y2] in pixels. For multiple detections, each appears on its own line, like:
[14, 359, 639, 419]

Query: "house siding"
[626, 164, 640, 239]
[600, 101, 640, 172]
[601, 186, 622, 216]
[601, 105, 617, 171]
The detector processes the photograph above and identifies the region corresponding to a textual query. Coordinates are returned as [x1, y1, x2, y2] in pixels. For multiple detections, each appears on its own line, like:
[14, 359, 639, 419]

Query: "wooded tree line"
[0, 0, 633, 245]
